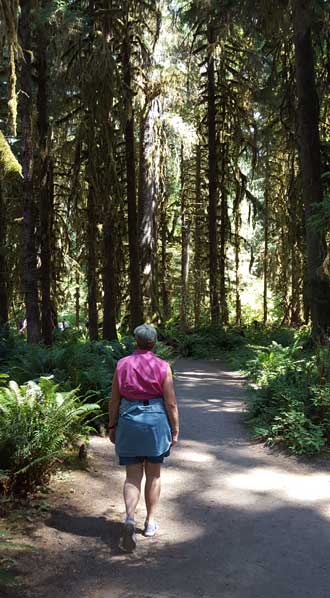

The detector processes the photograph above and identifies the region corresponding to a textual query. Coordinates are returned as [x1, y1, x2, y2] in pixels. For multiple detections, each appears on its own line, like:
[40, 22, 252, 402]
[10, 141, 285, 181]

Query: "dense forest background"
[1, 0, 330, 501]
[1, 0, 329, 343]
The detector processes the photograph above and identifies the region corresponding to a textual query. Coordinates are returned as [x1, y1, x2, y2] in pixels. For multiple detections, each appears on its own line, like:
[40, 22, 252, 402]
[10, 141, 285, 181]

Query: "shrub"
[0, 334, 174, 427]
[0, 376, 100, 496]
[244, 330, 330, 455]
[162, 325, 246, 358]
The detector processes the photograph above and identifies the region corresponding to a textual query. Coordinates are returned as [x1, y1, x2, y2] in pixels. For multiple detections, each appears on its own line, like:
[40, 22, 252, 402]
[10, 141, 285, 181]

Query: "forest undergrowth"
[225, 326, 330, 456]
[1, 323, 330, 493]
[1, 322, 330, 502]
[165, 323, 330, 456]
[1, 324, 330, 586]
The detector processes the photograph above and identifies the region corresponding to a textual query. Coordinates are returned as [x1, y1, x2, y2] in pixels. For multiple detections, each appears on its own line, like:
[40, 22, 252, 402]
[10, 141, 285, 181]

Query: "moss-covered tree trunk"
[194, 143, 202, 328]
[36, 17, 53, 345]
[288, 153, 302, 325]
[102, 208, 118, 341]
[180, 142, 190, 331]
[160, 192, 170, 322]
[75, 270, 80, 328]
[87, 179, 98, 341]
[219, 143, 228, 325]
[19, 0, 41, 343]
[138, 99, 160, 318]
[263, 162, 269, 325]
[293, 0, 330, 341]
[234, 177, 242, 327]
[123, 30, 143, 331]
[207, 23, 219, 327]
[0, 181, 8, 331]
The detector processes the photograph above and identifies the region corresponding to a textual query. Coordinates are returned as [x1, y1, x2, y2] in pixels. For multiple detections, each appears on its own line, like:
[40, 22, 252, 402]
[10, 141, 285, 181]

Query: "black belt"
[143, 400, 149, 406]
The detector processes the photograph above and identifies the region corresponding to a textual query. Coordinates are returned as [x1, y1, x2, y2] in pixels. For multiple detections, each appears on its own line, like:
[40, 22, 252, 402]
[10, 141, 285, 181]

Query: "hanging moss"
[0, 129, 22, 181]
[7, 44, 17, 137]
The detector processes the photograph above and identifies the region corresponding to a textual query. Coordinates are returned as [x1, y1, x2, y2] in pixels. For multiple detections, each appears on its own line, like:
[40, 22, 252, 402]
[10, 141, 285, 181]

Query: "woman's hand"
[171, 431, 179, 447]
[109, 427, 116, 444]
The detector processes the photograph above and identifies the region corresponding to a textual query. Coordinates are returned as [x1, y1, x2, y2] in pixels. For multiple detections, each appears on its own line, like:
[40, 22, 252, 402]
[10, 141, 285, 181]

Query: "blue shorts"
[119, 449, 170, 466]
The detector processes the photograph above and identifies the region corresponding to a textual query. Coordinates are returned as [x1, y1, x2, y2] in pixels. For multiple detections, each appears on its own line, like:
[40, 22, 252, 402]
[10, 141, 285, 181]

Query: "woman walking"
[109, 324, 179, 552]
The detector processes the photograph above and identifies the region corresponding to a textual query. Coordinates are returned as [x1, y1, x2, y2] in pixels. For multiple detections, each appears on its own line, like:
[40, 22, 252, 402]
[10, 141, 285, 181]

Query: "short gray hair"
[134, 324, 157, 348]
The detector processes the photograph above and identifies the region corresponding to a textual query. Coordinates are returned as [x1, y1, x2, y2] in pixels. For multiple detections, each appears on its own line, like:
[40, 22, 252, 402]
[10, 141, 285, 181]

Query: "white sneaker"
[120, 519, 137, 552]
[144, 521, 159, 537]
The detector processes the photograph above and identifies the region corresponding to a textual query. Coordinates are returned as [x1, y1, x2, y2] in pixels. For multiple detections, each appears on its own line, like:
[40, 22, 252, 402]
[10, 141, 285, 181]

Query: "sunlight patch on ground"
[227, 468, 330, 505]
[176, 375, 223, 383]
[207, 400, 243, 413]
[174, 447, 217, 463]
[175, 370, 221, 377]
[177, 400, 211, 409]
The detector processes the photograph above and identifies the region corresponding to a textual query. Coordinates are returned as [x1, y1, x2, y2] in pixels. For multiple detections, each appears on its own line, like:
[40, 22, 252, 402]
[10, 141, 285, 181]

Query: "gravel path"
[6, 359, 330, 598]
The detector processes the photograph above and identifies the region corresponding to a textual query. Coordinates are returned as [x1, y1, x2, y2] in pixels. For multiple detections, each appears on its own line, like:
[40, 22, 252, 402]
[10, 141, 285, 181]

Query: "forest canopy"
[0, 0, 330, 343]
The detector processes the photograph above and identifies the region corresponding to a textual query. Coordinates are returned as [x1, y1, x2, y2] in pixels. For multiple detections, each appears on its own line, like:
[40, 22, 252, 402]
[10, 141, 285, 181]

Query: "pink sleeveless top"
[116, 349, 168, 401]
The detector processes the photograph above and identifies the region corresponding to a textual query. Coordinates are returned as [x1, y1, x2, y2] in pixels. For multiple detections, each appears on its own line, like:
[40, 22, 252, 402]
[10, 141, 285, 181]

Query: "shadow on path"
[4, 358, 330, 598]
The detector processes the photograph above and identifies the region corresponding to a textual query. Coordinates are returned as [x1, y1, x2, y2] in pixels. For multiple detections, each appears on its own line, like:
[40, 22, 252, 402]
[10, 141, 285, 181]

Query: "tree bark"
[288, 153, 302, 325]
[75, 270, 80, 328]
[19, 0, 41, 343]
[36, 18, 53, 345]
[207, 23, 219, 326]
[0, 181, 8, 332]
[87, 180, 98, 341]
[160, 193, 170, 322]
[263, 164, 269, 325]
[194, 144, 202, 328]
[234, 178, 241, 327]
[180, 142, 190, 331]
[138, 99, 160, 317]
[102, 209, 118, 341]
[219, 144, 228, 325]
[293, 0, 330, 341]
[123, 32, 143, 331]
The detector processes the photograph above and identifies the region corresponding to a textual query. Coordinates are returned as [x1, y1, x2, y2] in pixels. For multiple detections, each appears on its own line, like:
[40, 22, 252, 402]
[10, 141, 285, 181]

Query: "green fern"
[0, 377, 100, 496]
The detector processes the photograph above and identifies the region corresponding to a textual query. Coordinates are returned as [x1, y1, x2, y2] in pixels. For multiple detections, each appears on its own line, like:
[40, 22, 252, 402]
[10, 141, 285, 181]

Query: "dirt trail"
[4, 359, 330, 598]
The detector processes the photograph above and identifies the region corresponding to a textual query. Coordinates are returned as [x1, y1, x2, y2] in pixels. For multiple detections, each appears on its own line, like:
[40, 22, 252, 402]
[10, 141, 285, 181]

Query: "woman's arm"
[108, 369, 121, 444]
[163, 364, 179, 446]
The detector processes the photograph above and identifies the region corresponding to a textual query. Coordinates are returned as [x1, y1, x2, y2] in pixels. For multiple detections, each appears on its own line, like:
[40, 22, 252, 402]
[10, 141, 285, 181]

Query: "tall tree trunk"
[293, 1, 330, 341]
[138, 99, 160, 318]
[160, 194, 170, 322]
[19, 0, 40, 343]
[219, 144, 228, 324]
[180, 143, 190, 330]
[289, 153, 302, 325]
[234, 178, 241, 327]
[36, 19, 53, 345]
[302, 254, 310, 324]
[102, 209, 118, 341]
[75, 270, 80, 328]
[263, 165, 269, 325]
[123, 31, 143, 331]
[207, 23, 219, 326]
[194, 143, 202, 328]
[280, 223, 289, 323]
[87, 180, 98, 340]
[0, 182, 8, 332]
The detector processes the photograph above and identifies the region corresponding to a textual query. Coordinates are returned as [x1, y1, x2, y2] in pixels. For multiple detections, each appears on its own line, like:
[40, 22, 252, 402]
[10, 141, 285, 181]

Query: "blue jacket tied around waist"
[115, 397, 172, 457]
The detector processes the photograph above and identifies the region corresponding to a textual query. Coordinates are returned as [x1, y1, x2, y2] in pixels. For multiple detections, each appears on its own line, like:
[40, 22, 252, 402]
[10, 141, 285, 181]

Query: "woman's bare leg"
[124, 463, 144, 520]
[144, 461, 161, 522]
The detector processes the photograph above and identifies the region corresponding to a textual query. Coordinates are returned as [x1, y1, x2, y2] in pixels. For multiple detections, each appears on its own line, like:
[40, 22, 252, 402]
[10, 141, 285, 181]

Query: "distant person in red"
[109, 324, 180, 552]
